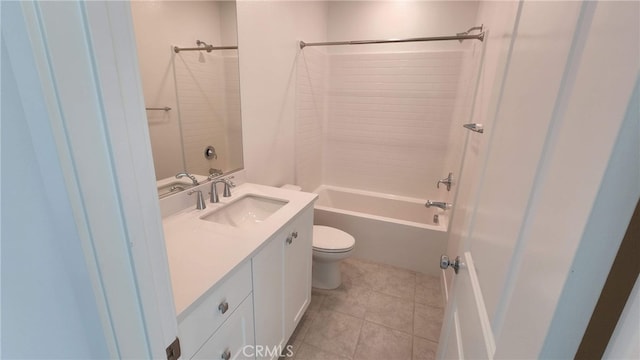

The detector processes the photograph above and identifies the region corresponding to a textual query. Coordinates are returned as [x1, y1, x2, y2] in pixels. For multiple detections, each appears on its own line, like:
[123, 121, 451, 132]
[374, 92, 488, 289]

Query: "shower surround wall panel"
[174, 52, 233, 176]
[295, 47, 328, 192]
[324, 51, 464, 199]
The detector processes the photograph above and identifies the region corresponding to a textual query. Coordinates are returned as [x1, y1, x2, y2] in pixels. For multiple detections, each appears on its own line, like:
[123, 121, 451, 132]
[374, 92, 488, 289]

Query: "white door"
[439, 0, 639, 358]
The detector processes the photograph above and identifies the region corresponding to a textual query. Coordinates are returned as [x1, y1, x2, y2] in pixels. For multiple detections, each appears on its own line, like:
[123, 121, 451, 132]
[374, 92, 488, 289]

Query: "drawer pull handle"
[218, 301, 229, 314]
[221, 349, 231, 360]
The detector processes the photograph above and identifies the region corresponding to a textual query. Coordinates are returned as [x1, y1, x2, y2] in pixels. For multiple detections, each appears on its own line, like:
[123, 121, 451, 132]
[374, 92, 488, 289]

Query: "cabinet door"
[252, 234, 285, 360]
[283, 207, 313, 340]
[192, 295, 255, 360]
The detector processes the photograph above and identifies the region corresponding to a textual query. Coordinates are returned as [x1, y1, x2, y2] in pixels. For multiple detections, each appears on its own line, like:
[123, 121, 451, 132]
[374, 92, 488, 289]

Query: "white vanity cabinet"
[191, 295, 255, 360]
[178, 261, 253, 359]
[164, 183, 317, 360]
[252, 206, 314, 360]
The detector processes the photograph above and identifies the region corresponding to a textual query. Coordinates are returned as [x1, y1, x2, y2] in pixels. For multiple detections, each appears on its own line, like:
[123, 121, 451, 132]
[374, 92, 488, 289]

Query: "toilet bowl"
[312, 225, 355, 289]
[280, 184, 356, 289]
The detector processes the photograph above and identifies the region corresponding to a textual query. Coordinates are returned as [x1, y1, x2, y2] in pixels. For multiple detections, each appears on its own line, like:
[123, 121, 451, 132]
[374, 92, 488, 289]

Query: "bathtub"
[312, 185, 448, 275]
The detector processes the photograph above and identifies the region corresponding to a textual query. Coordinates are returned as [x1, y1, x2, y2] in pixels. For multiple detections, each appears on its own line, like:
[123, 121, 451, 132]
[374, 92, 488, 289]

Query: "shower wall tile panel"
[174, 51, 239, 176]
[295, 47, 327, 192]
[325, 51, 464, 199]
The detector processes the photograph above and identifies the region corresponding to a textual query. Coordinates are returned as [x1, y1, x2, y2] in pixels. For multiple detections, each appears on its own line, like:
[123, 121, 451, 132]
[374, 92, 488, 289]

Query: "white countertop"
[161, 182, 317, 317]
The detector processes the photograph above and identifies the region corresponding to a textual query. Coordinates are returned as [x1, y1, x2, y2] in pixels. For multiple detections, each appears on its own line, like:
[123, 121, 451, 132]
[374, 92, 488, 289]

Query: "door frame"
[4, 1, 178, 357]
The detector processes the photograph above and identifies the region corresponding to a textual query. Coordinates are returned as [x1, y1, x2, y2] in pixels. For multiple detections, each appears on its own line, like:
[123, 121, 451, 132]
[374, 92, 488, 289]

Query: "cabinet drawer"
[192, 294, 255, 360]
[179, 261, 252, 359]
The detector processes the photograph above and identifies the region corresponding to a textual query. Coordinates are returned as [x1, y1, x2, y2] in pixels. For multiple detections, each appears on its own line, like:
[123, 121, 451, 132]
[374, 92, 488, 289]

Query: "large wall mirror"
[131, 0, 243, 197]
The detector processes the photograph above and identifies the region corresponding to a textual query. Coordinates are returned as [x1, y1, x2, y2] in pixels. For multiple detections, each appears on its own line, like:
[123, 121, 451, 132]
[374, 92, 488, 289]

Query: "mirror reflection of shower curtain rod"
[174, 40, 237, 53]
[299, 25, 484, 49]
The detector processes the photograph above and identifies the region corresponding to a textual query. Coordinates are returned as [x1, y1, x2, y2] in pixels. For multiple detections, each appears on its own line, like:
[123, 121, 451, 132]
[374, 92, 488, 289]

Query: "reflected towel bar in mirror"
[145, 106, 172, 111]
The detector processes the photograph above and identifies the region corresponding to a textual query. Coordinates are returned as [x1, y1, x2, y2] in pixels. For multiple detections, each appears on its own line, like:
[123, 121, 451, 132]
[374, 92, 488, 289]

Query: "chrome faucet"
[210, 177, 235, 203]
[425, 200, 452, 210]
[188, 190, 206, 210]
[175, 172, 199, 185]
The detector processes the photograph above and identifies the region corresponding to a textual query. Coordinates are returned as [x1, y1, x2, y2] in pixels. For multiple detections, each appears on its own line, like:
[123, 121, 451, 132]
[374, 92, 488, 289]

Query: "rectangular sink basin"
[200, 194, 289, 227]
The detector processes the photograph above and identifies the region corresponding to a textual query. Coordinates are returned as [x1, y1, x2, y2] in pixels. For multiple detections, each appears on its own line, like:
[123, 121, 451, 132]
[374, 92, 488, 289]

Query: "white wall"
[1, 31, 108, 359]
[295, 46, 327, 192]
[131, 1, 241, 179]
[326, 1, 479, 53]
[236, 0, 328, 186]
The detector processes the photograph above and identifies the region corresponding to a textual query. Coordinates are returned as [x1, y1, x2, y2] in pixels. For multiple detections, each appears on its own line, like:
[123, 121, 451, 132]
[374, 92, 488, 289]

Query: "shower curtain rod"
[299, 25, 484, 49]
[174, 40, 237, 53]
[173, 45, 238, 53]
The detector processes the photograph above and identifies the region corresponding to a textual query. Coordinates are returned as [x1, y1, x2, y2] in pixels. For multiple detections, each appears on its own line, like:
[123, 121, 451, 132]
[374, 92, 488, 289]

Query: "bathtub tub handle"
[437, 172, 453, 191]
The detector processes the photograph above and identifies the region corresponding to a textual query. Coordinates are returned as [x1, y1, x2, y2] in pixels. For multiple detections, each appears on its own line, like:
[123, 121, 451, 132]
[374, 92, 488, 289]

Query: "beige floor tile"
[413, 337, 438, 360]
[353, 321, 412, 360]
[289, 311, 316, 346]
[322, 282, 371, 319]
[416, 273, 440, 289]
[364, 290, 414, 334]
[413, 303, 444, 342]
[303, 309, 363, 358]
[342, 258, 379, 281]
[415, 284, 444, 308]
[362, 263, 416, 301]
[293, 259, 445, 360]
[290, 343, 351, 360]
[307, 292, 327, 315]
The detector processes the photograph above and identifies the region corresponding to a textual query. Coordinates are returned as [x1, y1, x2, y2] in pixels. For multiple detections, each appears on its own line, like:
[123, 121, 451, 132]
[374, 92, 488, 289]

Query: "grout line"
[351, 315, 366, 359]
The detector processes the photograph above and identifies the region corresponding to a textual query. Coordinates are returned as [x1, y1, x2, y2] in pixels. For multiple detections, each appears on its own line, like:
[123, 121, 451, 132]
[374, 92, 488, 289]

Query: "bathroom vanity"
[161, 179, 317, 360]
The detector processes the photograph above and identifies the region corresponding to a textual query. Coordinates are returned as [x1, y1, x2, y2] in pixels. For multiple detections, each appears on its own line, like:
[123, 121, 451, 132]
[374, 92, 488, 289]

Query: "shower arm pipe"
[174, 45, 238, 53]
[299, 25, 484, 49]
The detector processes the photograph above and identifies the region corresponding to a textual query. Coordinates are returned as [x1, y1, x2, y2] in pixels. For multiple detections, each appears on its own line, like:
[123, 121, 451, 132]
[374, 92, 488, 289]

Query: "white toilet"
[312, 225, 355, 289]
[281, 185, 356, 289]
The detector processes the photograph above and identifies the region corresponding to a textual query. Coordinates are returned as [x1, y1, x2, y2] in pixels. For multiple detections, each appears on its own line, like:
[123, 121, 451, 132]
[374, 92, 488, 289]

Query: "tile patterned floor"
[285, 258, 444, 360]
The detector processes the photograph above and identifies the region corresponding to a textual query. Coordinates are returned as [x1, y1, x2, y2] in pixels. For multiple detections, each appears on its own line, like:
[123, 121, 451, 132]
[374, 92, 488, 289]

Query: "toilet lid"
[313, 225, 355, 252]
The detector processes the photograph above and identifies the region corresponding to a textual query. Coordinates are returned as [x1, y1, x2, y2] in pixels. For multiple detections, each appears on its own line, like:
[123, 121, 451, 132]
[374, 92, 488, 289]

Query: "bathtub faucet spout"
[425, 200, 452, 210]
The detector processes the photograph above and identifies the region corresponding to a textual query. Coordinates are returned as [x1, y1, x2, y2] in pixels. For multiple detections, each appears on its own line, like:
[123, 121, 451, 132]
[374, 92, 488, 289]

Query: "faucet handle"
[222, 177, 235, 197]
[188, 190, 206, 210]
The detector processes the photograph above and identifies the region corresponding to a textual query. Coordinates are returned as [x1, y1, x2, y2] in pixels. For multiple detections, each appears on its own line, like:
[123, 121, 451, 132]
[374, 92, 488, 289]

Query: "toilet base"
[312, 260, 342, 290]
